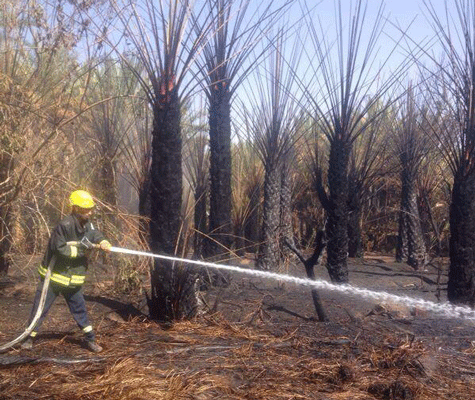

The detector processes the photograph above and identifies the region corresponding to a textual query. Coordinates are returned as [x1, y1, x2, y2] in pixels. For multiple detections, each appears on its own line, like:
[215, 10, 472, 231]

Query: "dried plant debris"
[0, 317, 474, 400]
[2, 256, 475, 399]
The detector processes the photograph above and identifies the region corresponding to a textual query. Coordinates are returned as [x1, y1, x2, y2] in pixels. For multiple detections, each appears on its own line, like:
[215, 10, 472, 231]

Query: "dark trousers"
[28, 279, 95, 341]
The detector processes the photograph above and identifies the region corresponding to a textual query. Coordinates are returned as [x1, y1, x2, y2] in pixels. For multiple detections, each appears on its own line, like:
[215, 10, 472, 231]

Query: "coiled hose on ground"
[0, 256, 55, 353]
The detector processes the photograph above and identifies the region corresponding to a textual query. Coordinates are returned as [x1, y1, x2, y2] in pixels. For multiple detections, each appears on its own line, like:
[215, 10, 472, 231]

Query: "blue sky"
[286, 0, 451, 81]
[233, 0, 454, 126]
[299, 0, 445, 39]
[299, 0, 449, 55]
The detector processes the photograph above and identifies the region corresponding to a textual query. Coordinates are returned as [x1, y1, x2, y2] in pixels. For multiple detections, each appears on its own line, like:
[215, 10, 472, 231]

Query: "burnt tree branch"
[283, 231, 328, 321]
[315, 169, 331, 211]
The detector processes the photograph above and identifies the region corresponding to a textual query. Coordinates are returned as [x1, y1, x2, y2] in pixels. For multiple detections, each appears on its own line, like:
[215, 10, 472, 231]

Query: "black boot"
[85, 340, 103, 353]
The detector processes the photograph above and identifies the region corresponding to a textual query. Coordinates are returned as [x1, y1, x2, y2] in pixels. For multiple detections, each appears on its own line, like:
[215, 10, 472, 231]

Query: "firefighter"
[21, 190, 112, 352]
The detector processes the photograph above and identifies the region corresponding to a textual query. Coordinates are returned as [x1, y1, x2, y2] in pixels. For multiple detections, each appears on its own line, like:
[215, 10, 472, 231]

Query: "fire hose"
[4, 241, 475, 353]
[0, 255, 55, 353]
[0, 238, 97, 353]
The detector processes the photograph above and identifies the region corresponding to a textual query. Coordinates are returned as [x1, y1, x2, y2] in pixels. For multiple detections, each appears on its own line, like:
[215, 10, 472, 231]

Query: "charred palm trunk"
[417, 191, 432, 252]
[148, 89, 197, 321]
[447, 165, 475, 305]
[395, 211, 408, 262]
[284, 231, 328, 321]
[149, 91, 182, 255]
[398, 163, 426, 270]
[326, 137, 350, 283]
[258, 160, 281, 270]
[244, 182, 261, 253]
[207, 83, 232, 259]
[347, 176, 364, 258]
[193, 182, 208, 258]
[280, 157, 294, 258]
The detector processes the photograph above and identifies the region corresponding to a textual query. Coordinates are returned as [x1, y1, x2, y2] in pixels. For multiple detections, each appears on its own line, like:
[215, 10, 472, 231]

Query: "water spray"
[110, 246, 475, 321]
[2, 245, 474, 353]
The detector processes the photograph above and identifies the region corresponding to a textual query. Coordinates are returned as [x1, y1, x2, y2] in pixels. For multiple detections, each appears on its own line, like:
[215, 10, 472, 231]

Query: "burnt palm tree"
[182, 101, 209, 258]
[347, 106, 391, 258]
[241, 31, 304, 271]
[107, 0, 213, 320]
[416, 145, 450, 258]
[302, 0, 406, 283]
[392, 87, 427, 270]
[194, 0, 291, 259]
[231, 142, 263, 254]
[421, 0, 475, 304]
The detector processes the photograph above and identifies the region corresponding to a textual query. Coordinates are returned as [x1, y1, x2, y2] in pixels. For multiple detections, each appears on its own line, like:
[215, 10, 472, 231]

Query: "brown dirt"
[1, 252, 475, 399]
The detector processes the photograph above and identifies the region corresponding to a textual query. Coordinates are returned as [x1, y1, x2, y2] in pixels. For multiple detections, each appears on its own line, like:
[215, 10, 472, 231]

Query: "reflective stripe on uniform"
[70, 245, 78, 258]
[82, 325, 93, 333]
[38, 265, 86, 287]
[38, 265, 70, 286]
[70, 275, 85, 285]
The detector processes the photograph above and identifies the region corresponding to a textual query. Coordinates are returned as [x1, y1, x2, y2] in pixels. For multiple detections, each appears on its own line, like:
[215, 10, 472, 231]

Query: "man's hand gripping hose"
[76, 236, 112, 252]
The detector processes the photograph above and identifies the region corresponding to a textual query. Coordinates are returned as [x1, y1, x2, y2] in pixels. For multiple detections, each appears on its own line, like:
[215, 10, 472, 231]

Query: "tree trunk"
[280, 158, 294, 256]
[207, 83, 232, 259]
[347, 177, 364, 258]
[150, 92, 182, 255]
[257, 160, 281, 271]
[447, 168, 475, 305]
[398, 166, 426, 270]
[325, 138, 350, 283]
[244, 181, 261, 254]
[283, 232, 328, 321]
[395, 210, 408, 262]
[147, 90, 197, 321]
[193, 183, 208, 258]
[418, 190, 432, 252]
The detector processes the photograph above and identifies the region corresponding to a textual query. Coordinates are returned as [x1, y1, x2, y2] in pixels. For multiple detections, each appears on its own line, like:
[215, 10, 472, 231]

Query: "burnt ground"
[1, 252, 475, 399]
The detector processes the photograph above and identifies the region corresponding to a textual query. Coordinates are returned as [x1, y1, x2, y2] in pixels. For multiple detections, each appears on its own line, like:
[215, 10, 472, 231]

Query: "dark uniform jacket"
[38, 214, 106, 287]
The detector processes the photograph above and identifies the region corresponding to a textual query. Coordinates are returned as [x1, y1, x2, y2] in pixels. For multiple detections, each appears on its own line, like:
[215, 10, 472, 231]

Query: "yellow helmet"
[69, 190, 95, 209]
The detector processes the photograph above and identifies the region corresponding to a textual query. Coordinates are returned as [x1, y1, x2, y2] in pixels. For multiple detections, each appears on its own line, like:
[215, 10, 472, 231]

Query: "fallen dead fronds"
[1, 316, 475, 399]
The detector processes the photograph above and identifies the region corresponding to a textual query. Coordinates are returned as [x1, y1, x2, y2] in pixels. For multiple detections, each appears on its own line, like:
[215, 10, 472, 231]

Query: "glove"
[79, 236, 95, 250]
[98, 240, 112, 252]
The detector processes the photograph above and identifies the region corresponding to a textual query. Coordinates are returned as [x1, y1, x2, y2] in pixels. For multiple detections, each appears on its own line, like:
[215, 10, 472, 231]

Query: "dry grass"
[2, 254, 474, 399]
[1, 314, 475, 400]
